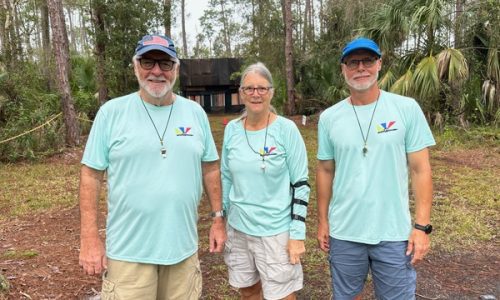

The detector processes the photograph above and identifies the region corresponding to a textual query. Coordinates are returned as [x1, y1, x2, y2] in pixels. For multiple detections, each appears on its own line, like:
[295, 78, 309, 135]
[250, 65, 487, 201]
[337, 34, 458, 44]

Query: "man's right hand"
[317, 221, 330, 252]
[79, 237, 107, 275]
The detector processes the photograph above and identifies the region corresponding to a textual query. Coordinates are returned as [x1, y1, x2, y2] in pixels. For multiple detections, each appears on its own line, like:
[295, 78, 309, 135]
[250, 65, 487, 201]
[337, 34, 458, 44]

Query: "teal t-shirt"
[221, 116, 310, 240]
[82, 92, 218, 264]
[317, 90, 435, 244]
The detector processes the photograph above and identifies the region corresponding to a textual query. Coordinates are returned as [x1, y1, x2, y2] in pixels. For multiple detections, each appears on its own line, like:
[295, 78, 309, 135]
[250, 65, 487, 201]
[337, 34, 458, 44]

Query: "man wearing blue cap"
[316, 37, 435, 299]
[78, 34, 226, 299]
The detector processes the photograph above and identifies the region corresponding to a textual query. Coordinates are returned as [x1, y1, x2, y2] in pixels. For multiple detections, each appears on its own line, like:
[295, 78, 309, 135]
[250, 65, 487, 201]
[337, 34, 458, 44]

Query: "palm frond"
[379, 69, 396, 91]
[412, 55, 439, 100]
[436, 48, 468, 83]
[487, 48, 499, 83]
[482, 80, 496, 112]
[390, 69, 413, 96]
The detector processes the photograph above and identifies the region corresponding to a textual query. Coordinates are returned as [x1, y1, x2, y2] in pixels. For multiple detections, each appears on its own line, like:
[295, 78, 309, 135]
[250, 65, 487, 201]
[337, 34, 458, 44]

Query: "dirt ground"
[0, 148, 499, 299]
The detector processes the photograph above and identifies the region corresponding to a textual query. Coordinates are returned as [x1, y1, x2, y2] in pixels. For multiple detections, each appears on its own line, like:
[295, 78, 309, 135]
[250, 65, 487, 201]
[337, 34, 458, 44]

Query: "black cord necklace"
[140, 97, 174, 158]
[351, 90, 380, 157]
[244, 112, 271, 172]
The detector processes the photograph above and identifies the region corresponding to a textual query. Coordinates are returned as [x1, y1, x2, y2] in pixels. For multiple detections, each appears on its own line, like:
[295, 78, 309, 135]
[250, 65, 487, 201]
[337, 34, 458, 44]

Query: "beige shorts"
[224, 225, 303, 300]
[100, 253, 201, 300]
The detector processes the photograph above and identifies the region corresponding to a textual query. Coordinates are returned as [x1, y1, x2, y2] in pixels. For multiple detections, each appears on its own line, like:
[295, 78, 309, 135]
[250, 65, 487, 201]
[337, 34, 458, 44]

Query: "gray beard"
[134, 68, 174, 100]
[345, 71, 379, 92]
[140, 80, 170, 99]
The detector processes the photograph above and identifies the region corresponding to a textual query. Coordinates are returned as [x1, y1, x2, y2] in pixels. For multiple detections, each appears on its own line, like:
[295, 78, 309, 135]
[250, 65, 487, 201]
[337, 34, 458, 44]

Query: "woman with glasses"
[221, 62, 310, 300]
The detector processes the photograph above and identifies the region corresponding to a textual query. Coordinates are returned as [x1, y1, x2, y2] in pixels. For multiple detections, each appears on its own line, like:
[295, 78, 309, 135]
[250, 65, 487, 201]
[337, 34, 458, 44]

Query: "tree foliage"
[0, 0, 499, 161]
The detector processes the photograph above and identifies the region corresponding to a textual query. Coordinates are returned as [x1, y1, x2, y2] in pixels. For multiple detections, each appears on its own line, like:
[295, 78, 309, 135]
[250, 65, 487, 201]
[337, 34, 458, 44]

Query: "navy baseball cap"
[341, 37, 381, 61]
[135, 34, 177, 58]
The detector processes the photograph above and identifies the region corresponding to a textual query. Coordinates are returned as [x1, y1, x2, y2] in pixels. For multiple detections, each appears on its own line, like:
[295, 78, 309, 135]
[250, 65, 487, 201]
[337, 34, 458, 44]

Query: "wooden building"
[179, 58, 244, 113]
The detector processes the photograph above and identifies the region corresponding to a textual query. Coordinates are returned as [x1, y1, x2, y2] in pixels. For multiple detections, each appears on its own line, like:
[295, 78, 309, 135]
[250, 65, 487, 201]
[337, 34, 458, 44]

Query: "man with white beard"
[78, 34, 226, 299]
[316, 37, 435, 299]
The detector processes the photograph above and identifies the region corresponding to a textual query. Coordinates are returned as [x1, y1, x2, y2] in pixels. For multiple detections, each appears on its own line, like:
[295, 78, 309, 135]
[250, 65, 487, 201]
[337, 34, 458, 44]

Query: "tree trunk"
[65, 6, 75, 52]
[80, 7, 89, 51]
[40, 0, 53, 91]
[164, 0, 171, 37]
[454, 0, 465, 48]
[283, 0, 296, 115]
[47, 0, 80, 146]
[181, 0, 188, 56]
[319, 0, 323, 35]
[91, 0, 108, 105]
[251, 0, 256, 41]
[0, 0, 8, 66]
[219, 0, 232, 57]
[13, 1, 22, 62]
[303, 0, 308, 52]
[2, 0, 16, 68]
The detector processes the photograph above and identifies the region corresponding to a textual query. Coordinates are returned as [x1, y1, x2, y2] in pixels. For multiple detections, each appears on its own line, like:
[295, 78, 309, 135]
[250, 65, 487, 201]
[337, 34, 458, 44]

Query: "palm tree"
[361, 0, 472, 124]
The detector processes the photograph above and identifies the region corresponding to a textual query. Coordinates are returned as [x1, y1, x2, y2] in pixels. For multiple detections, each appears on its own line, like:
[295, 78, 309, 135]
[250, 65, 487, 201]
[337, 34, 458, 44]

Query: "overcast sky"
[171, 0, 208, 56]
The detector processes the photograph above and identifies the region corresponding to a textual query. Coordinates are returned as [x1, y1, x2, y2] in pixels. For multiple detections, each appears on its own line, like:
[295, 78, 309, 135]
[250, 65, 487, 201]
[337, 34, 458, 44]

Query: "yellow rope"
[0, 113, 62, 145]
[77, 116, 93, 123]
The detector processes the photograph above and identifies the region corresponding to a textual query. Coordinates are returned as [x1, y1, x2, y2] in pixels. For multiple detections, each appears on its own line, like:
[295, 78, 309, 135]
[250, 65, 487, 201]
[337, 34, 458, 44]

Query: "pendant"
[161, 147, 167, 158]
[363, 146, 368, 157]
[261, 162, 266, 171]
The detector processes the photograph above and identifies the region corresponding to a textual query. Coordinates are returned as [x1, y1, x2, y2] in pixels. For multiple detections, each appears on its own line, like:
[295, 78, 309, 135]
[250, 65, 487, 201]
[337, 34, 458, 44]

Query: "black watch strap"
[210, 210, 225, 218]
[414, 223, 433, 234]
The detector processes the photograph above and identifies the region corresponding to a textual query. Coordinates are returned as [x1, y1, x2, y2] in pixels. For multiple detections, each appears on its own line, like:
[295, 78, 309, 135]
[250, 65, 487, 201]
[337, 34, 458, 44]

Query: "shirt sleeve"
[198, 107, 219, 162]
[81, 106, 110, 170]
[317, 113, 335, 160]
[284, 121, 310, 240]
[221, 122, 233, 212]
[405, 99, 436, 153]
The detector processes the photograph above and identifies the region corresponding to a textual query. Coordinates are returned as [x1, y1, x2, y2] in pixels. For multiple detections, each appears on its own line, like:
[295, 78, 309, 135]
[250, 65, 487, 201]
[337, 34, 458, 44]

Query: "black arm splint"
[290, 181, 310, 222]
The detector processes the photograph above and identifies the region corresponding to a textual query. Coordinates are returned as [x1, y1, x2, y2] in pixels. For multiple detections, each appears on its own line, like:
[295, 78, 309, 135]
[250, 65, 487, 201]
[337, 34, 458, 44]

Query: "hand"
[288, 239, 305, 264]
[209, 218, 226, 253]
[79, 237, 107, 275]
[317, 221, 330, 252]
[406, 229, 430, 265]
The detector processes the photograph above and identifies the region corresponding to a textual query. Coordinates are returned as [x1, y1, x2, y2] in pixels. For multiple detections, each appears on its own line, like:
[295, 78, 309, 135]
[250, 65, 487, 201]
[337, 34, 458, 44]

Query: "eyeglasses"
[343, 57, 378, 70]
[240, 86, 273, 95]
[138, 58, 176, 71]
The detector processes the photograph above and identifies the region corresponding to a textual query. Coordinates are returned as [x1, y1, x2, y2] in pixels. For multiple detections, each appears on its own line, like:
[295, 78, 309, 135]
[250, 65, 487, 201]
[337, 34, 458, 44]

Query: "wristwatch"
[209, 210, 225, 218]
[414, 223, 433, 234]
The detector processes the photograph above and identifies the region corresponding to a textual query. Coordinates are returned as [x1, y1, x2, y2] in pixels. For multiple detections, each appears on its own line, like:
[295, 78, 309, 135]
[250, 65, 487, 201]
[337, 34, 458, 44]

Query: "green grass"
[0, 163, 80, 220]
[0, 273, 9, 294]
[429, 159, 499, 251]
[2, 249, 39, 259]
[0, 116, 498, 257]
[433, 125, 499, 151]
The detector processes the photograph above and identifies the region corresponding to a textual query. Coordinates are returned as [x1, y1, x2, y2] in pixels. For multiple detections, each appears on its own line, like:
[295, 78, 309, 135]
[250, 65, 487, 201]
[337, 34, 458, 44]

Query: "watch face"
[415, 223, 433, 234]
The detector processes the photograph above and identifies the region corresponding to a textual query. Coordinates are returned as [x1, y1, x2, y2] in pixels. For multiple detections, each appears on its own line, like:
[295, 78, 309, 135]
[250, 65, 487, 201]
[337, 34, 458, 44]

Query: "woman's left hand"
[288, 239, 305, 265]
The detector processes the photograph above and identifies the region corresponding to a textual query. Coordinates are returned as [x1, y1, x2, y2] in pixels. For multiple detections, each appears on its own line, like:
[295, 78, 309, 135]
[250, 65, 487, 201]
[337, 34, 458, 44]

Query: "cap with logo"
[135, 34, 177, 58]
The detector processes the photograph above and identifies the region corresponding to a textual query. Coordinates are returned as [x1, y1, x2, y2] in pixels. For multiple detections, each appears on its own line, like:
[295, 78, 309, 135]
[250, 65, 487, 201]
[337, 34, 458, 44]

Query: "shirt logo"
[377, 121, 398, 133]
[175, 127, 193, 136]
[259, 146, 277, 156]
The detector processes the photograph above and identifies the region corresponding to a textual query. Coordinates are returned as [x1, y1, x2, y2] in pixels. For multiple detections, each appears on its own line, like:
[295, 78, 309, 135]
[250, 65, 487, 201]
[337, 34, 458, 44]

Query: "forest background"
[0, 0, 499, 298]
[0, 0, 499, 159]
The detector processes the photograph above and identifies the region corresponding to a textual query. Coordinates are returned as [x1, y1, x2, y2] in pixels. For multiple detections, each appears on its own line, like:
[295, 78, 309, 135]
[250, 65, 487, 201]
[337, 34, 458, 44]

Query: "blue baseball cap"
[135, 34, 177, 58]
[341, 37, 381, 61]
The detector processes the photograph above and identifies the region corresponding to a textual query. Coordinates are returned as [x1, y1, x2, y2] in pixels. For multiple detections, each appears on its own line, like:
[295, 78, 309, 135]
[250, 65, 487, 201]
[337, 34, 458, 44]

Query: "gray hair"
[240, 62, 273, 87]
[238, 62, 277, 119]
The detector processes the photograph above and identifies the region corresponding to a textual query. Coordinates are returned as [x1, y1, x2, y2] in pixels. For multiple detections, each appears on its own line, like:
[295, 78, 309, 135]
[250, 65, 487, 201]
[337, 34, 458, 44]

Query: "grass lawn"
[0, 114, 498, 299]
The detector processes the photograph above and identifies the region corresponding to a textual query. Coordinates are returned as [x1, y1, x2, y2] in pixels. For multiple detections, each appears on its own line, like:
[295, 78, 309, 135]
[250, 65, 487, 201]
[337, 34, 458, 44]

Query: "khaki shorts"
[101, 253, 201, 300]
[224, 225, 303, 300]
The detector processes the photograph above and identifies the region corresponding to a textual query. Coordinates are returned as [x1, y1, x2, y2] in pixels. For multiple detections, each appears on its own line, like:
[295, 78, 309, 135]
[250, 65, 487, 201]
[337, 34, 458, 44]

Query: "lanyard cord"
[140, 97, 174, 147]
[244, 112, 271, 161]
[350, 90, 380, 156]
